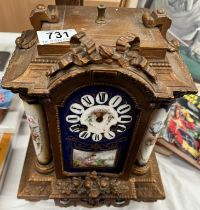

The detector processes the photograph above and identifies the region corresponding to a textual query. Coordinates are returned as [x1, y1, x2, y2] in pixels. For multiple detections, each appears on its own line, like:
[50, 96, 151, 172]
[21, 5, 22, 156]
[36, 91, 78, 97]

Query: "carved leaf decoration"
[167, 39, 180, 52]
[130, 56, 156, 81]
[53, 171, 133, 199]
[16, 30, 37, 49]
[70, 32, 102, 66]
[130, 56, 148, 68]
[58, 52, 73, 69]
[70, 31, 85, 46]
[116, 33, 140, 53]
[99, 45, 114, 58]
[126, 51, 139, 59]
[89, 53, 102, 64]
[72, 46, 90, 66]
[117, 57, 130, 69]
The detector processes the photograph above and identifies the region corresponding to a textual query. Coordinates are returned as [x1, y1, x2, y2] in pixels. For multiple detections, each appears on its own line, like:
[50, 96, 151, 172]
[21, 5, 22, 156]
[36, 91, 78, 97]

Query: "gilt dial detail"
[66, 91, 133, 142]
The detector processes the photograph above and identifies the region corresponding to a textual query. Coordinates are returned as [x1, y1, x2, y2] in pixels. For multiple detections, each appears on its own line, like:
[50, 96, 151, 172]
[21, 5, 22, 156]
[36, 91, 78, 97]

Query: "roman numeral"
[92, 133, 102, 142]
[79, 131, 91, 139]
[118, 115, 132, 123]
[70, 103, 84, 115]
[116, 124, 126, 132]
[109, 95, 122, 107]
[117, 104, 131, 114]
[104, 131, 116, 139]
[66, 115, 80, 123]
[69, 124, 80, 133]
[81, 95, 94, 107]
[96, 92, 108, 104]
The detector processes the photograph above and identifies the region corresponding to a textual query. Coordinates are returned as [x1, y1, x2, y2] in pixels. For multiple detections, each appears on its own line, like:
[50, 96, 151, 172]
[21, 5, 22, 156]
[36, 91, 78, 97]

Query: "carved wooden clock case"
[2, 4, 197, 207]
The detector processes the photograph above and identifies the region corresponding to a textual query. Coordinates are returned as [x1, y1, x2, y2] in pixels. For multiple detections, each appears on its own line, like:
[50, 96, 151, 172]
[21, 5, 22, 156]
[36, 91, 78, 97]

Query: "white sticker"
[37, 29, 77, 45]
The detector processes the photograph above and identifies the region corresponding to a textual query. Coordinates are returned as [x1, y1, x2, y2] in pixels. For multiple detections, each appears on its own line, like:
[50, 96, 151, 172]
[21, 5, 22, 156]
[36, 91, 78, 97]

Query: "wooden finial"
[96, 5, 106, 24]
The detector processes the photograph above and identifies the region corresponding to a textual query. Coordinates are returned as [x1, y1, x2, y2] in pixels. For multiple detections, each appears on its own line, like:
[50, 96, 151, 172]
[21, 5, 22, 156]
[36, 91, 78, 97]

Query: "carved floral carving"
[52, 171, 135, 199]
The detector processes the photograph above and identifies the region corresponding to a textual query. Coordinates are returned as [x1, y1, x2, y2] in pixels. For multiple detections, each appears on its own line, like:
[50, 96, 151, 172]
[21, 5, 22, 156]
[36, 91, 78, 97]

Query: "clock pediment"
[2, 27, 196, 99]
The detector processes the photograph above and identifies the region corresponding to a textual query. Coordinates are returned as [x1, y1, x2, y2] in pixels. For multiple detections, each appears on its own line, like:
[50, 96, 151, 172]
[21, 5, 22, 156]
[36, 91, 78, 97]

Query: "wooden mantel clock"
[2, 4, 197, 207]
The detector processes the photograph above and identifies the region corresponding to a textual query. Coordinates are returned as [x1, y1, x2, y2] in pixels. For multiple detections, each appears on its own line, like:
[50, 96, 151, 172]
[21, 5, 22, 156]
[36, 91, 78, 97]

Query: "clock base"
[18, 139, 165, 207]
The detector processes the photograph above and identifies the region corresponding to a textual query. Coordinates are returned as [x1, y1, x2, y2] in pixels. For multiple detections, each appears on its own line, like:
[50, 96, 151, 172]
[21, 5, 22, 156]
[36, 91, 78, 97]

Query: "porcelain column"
[137, 105, 170, 166]
[23, 101, 52, 166]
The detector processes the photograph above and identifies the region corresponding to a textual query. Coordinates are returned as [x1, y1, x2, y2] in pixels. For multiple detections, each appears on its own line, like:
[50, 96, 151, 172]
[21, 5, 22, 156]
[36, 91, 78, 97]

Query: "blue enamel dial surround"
[59, 85, 139, 173]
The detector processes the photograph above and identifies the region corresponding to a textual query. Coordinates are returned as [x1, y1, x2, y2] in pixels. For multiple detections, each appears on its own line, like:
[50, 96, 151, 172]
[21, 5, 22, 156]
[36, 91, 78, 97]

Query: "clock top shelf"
[2, 5, 197, 100]
[42, 6, 168, 50]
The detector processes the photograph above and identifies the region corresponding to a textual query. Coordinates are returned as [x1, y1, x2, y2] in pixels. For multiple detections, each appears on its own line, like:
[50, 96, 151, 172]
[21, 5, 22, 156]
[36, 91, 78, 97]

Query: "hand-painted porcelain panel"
[137, 105, 170, 165]
[59, 85, 140, 173]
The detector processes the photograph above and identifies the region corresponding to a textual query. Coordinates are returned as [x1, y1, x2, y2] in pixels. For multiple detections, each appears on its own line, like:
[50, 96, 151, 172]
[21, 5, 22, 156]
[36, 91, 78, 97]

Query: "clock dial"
[65, 92, 133, 142]
[59, 85, 139, 174]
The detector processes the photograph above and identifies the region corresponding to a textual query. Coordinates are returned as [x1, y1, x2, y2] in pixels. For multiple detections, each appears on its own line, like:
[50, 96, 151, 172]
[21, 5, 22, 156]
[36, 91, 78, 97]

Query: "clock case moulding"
[2, 4, 197, 208]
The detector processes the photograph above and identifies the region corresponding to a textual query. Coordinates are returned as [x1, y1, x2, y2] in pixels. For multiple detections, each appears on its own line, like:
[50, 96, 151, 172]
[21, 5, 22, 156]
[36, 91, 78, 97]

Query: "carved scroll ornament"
[16, 4, 59, 49]
[15, 30, 37, 49]
[142, 10, 179, 53]
[30, 4, 59, 31]
[142, 9, 171, 39]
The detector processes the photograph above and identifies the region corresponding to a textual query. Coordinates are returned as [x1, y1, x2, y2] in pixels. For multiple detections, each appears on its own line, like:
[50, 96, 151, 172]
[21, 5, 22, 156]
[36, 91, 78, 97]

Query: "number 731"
[46, 31, 69, 39]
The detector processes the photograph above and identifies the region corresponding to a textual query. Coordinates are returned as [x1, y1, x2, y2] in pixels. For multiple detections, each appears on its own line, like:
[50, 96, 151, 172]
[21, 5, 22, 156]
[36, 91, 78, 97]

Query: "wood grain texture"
[0, 0, 54, 32]
[124, 0, 138, 8]
[84, 0, 120, 7]
[55, 0, 83, 5]
[0, 0, 122, 32]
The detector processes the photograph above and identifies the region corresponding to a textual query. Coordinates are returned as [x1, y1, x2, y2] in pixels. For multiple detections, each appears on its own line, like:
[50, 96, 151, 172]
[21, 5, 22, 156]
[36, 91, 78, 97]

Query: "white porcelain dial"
[66, 92, 132, 142]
